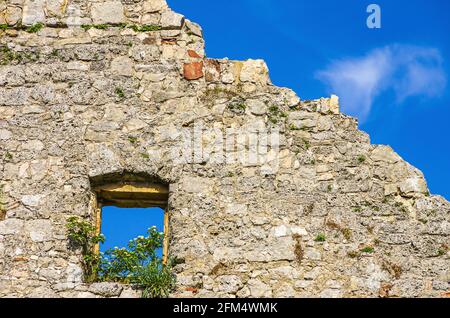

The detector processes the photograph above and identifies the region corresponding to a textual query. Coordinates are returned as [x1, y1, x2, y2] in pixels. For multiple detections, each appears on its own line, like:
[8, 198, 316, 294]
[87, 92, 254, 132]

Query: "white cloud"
[316, 45, 447, 122]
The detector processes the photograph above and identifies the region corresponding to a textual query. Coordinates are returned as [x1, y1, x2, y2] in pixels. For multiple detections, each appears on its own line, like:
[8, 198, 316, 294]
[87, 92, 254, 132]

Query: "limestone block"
[247, 279, 272, 298]
[4, 6, 23, 25]
[0, 219, 24, 235]
[247, 99, 266, 115]
[399, 177, 428, 196]
[142, 0, 168, 13]
[185, 19, 203, 37]
[91, 1, 125, 25]
[161, 10, 184, 29]
[26, 219, 53, 242]
[0, 129, 12, 140]
[110, 56, 133, 77]
[89, 282, 124, 297]
[371, 146, 402, 163]
[66, 264, 83, 284]
[21, 194, 43, 207]
[240, 59, 270, 85]
[141, 13, 160, 25]
[22, 0, 46, 26]
[22, 140, 44, 152]
[46, 0, 67, 17]
[119, 287, 141, 298]
[123, 118, 147, 132]
[216, 275, 243, 294]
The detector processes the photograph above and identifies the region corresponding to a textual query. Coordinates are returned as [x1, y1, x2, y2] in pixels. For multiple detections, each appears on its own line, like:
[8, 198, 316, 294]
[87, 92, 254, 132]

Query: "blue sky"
[100, 206, 164, 255]
[102, 1, 449, 250]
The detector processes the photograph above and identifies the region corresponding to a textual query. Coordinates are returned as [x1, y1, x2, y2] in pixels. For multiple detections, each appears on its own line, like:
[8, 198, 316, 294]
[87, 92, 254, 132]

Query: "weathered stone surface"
[371, 146, 402, 163]
[142, 0, 168, 13]
[0, 219, 24, 235]
[185, 20, 203, 37]
[110, 56, 133, 77]
[248, 99, 266, 115]
[0, 129, 12, 140]
[119, 287, 141, 298]
[89, 282, 124, 297]
[4, 6, 23, 25]
[91, 1, 125, 25]
[247, 279, 272, 298]
[240, 59, 270, 84]
[26, 219, 53, 242]
[161, 10, 184, 29]
[399, 177, 428, 196]
[22, 0, 46, 26]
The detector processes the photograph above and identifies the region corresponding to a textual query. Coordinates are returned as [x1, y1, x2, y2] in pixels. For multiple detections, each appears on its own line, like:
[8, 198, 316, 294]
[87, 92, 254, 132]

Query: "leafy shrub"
[131, 259, 176, 298]
[99, 227, 163, 282]
[66, 217, 175, 298]
[66, 216, 105, 282]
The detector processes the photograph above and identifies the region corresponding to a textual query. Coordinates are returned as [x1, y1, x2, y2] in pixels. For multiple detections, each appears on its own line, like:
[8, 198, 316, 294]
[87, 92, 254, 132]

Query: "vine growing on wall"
[66, 217, 176, 298]
[66, 217, 105, 283]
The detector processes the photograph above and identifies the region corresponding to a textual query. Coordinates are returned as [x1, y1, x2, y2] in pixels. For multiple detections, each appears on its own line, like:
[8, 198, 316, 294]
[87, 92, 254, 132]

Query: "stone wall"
[0, 0, 449, 298]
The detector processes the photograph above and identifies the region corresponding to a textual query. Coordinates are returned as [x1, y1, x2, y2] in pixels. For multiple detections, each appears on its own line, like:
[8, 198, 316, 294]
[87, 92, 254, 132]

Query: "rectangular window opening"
[93, 183, 170, 265]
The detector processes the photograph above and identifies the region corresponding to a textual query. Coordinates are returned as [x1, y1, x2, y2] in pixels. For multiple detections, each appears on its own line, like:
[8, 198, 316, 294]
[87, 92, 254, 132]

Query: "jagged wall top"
[0, 0, 193, 30]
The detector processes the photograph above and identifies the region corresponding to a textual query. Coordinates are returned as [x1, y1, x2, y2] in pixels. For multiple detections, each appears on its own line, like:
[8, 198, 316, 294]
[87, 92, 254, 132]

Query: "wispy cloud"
[316, 45, 447, 121]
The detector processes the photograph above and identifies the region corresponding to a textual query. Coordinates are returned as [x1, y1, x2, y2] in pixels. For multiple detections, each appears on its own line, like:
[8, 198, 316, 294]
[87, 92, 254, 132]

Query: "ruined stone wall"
[0, 0, 449, 298]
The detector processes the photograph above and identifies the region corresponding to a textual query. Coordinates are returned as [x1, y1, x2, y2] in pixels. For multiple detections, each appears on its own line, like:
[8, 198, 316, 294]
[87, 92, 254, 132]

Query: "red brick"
[188, 50, 202, 58]
[183, 61, 204, 80]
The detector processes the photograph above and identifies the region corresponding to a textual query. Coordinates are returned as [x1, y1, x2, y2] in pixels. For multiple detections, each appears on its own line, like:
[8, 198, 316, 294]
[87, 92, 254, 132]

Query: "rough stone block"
[91, 1, 125, 25]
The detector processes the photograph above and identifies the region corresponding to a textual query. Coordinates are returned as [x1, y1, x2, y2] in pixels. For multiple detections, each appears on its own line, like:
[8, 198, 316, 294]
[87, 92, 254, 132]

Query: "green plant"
[51, 49, 59, 57]
[227, 99, 247, 113]
[395, 202, 408, 214]
[81, 24, 109, 31]
[437, 244, 448, 256]
[129, 24, 162, 32]
[353, 206, 362, 213]
[25, 22, 44, 33]
[1, 46, 17, 65]
[66, 217, 175, 297]
[357, 155, 366, 163]
[4, 151, 13, 160]
[268, 106, 278, 122]
[128, 136, 138, 144]
[131, 259, 176, 298]
[361, 246, 375, 254]
[0, 24, 9, 31]
[315, 233, 326, 242]
[99, 227, 163, 281]
[1, 45, 39, 65]
[66, 217, 105, 282]
[115, 87, 125, 98]
[302, 138, 311, 150]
